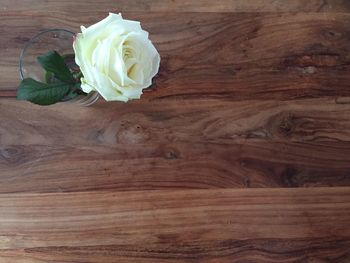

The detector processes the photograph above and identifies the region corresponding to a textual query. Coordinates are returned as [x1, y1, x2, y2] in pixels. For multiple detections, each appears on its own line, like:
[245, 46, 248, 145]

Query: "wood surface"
[2, 0, 350, 12]
[0, 0, 350, 262]
[0, 188, 349, 262]
[2, 12, 350, 99]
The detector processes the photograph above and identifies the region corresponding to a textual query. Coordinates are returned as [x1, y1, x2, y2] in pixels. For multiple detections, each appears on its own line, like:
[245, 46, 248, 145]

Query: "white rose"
[73, 13, 160, 102]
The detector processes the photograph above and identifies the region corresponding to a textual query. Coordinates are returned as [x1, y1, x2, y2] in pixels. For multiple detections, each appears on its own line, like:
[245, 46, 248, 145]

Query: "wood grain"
[0, 98, 350, 193]
[1, 141, 350, 192]
[2, 0, 350, 13]
[1, 0, 350, 262]
[2, 98, 350, 145]
[1, 12, 350, 100]
[0, 188, 349, 262]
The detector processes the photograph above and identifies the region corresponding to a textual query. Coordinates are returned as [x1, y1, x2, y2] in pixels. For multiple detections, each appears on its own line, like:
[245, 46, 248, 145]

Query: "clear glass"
[19, 29, 99, 106]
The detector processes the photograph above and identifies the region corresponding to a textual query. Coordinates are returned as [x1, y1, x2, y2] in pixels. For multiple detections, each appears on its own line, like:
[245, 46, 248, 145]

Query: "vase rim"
[19, 28, 75, 80]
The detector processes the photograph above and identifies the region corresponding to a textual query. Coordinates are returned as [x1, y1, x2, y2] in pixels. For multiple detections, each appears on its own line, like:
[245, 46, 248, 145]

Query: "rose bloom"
[73, 13, 160, 102]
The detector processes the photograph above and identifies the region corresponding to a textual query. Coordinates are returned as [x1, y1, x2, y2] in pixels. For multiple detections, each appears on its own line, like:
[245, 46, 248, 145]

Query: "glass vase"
[19, 29, 99, 106]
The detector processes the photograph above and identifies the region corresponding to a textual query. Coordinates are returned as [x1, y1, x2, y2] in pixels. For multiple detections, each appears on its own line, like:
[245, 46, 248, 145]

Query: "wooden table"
[1, 1, 350, 262]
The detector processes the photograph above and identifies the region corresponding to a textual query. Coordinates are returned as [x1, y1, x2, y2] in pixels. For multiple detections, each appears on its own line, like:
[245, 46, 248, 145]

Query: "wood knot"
[279, 114, 294, 135]
[266, 112, 295, 138]
[117, 122, 150, 144]
[281, 53, 340, 70]
[163, 147, 180, 160]
[0, 147, 23, 164]
[280, 167, 299, 187]
[298, 54, 340, 67]
[301, 66, 317, 74]
[90, 121, 151, 145]
[321, 29, 342, 39]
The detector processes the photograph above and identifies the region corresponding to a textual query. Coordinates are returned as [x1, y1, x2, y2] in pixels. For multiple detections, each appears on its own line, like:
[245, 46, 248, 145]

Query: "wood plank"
[2, 98, 350, 144]
[0, 187, 349, 262]
[1, 141, 350, 192]
[2, 0, 350, 13]
[1, 12, 350, 100]
[1, 3, 350, 262]
[0, 98, 350, 192]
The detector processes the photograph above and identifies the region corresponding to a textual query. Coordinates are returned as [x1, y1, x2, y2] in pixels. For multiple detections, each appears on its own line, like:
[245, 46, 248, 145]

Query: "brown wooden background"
[1, 0, 350, 262]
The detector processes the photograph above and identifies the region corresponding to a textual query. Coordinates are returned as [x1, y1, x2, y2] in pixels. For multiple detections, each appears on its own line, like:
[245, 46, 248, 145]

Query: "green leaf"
[37, 51, 75, 84]
[65, 89, 79, 100]
[45, 71, 54, 83]
[17, 78, 70, 105]
[64, 83, 84, 100]
[62, 53, 75, 61]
